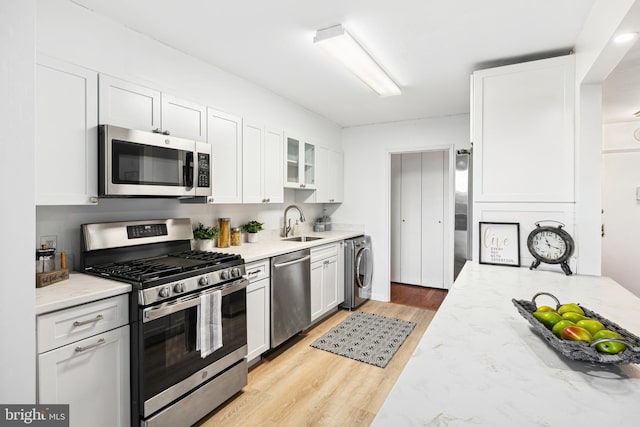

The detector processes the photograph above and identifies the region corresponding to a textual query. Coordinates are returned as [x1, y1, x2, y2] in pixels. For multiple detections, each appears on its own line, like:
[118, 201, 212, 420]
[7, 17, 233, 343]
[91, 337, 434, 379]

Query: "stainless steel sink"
[281, 236, 324, 242]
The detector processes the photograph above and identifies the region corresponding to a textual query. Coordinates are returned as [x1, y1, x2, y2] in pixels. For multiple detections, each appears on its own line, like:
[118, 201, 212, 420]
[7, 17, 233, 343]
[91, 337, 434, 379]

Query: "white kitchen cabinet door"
[161, 93, 206, 141]
[263, 127, 284, 203]
[242, 121, 264, 203]
[329, 150, 344, 203]
[323, 257, 339, 310]
[310, 243, 340, 321]
[36, 55, 98, 205]
[310, 260, 324, 322]
[472, 55, 574, 203]
[38, 326, 130, 427]
[285, 134, 316, 189]
[246, 277, 270, 363]
[337, 240, 345, 304]
[243, 124, 284, 204]
[208, 108, 242, 203]
[98, 74, 161, 132]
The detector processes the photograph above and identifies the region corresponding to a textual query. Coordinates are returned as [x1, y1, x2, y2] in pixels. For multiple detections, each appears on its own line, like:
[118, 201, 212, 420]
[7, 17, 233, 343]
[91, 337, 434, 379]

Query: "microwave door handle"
[184, 151, 194, 188]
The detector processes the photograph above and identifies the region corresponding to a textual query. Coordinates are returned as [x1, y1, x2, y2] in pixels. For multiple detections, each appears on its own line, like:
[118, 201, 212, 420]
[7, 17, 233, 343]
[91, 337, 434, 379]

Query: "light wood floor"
[196, 300, 437, 427]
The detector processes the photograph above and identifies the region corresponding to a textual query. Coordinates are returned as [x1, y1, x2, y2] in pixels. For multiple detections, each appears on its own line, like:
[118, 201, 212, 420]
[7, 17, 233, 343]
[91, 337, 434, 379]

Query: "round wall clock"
[526, 221, 575, 275]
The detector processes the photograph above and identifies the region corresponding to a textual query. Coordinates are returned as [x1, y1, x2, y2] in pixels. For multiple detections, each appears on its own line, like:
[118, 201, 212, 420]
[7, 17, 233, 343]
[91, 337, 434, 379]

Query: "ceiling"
[71, 0, 596, 128]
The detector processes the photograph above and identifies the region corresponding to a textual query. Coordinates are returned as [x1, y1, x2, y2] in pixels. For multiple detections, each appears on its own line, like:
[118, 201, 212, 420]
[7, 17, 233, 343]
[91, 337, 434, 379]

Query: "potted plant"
[193, 222, 218, 251]
[241, 220, 264, 243]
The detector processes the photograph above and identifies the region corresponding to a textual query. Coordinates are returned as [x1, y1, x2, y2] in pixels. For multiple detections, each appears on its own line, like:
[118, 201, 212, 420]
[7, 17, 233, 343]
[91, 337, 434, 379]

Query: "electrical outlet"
[40, 235, 57, 250]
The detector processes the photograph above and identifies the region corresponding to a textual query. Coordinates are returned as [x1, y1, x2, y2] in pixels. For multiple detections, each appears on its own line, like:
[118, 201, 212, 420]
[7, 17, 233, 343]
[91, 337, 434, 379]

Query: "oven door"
[135, 278, 247, 418]
[99, 124, 208, 197]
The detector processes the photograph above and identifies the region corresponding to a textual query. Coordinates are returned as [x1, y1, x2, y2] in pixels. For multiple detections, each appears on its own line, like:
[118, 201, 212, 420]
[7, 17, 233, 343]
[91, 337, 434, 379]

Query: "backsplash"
[35, 194, 339, 271]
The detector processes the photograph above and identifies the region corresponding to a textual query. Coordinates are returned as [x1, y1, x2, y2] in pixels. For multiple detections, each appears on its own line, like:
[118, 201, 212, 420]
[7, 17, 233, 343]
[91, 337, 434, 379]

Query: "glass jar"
[231, 227, 242, 246]
[218, 218, 230, 248]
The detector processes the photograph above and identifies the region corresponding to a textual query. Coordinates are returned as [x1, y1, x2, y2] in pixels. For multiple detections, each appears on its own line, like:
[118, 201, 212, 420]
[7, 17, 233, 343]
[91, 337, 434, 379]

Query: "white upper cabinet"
[242, 123, 284, 203]
[316, 147, 344, 203]
[472, 55, 575, 203]
[264, 128, 285, 203]
[99, 74, 205, 141]
[99, 74, 160, 132]
[285, 134, 316, 189]
[208, 108, 242, 203]
[161, 93, 206, 141]
[36, 55, 99, 205]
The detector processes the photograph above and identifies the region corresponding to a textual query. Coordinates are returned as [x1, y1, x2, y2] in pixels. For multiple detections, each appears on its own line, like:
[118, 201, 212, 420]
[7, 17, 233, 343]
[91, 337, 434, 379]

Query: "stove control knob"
[220, 270, 229, 280]
[231, 268, 241, 277]
[158, 287, 170, 298]
[198, 276, 209, 287]
[174, 283, 185, 293]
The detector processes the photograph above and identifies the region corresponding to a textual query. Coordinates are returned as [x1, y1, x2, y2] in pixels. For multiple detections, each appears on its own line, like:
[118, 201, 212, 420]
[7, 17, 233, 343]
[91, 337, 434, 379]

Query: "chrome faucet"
[283, 204, 306, 237]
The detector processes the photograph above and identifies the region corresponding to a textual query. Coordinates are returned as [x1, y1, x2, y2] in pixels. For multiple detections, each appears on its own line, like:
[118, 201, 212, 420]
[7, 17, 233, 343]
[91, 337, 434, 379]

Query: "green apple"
[576, 319, 605, 336]
[551, 320, 575, 338]
[561, 312, 589, 323]
[533, 311, 563, 330]
[535, 305, 556, 313]
[557, 303, 585, 316]
[561, 325, 592, 343]
[592, 329, 627, 354]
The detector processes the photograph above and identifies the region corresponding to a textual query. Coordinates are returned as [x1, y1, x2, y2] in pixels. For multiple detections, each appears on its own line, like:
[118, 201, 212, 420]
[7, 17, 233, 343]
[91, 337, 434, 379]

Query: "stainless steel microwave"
[98, 125, 212, 198]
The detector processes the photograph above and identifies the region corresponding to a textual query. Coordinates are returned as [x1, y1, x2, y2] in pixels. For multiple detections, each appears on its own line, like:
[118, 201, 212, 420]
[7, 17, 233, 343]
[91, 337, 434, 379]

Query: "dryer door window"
[355, 246, 372, 289]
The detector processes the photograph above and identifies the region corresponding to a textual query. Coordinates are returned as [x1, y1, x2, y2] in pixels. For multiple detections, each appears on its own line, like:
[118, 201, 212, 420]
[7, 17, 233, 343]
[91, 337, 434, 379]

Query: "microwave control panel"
[197, 153, 210, 188]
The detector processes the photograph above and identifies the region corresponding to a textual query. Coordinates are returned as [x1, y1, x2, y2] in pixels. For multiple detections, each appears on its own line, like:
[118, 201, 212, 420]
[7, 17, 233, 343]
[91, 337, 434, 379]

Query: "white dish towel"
[196, 290, 223, 358]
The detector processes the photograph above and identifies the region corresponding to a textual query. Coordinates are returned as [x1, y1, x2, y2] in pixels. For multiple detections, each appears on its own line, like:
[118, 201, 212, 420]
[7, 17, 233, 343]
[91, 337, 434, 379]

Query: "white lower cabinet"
[310, 243, 340, 322]
[37, 295, 130, 427]
[245, 259, 270, 363]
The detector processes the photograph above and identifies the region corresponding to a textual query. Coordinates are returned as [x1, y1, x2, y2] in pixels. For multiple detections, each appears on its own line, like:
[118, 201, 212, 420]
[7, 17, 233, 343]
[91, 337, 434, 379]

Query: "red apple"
[561, 325, 592, 343]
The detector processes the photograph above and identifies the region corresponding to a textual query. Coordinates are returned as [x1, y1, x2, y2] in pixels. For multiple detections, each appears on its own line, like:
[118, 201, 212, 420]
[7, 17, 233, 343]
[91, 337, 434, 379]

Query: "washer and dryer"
[340, 235, 373, 310]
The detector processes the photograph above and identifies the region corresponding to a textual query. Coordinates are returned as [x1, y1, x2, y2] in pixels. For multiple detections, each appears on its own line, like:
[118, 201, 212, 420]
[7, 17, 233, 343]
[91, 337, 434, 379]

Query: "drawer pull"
[73, 314, 104, 327]
[75, 338, 105, 353]
[247, 270, 261, 277]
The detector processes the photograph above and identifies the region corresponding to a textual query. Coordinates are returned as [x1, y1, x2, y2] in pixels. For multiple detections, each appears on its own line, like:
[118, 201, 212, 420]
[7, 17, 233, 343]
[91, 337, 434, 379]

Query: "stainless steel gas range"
[80, 218, 248, 427]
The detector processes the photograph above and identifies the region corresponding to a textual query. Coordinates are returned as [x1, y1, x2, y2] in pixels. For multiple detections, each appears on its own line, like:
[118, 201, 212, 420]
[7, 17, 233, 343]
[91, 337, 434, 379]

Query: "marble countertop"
[374, 262, 640, 426]
[35, 230, 363, 315]
[208, 230, 364, 263]
[36, 273, 131, 315]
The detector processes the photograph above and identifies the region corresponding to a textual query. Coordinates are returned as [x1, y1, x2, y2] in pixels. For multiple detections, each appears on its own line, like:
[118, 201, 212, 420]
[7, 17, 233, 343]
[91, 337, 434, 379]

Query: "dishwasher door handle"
[272, 255, 310, 269]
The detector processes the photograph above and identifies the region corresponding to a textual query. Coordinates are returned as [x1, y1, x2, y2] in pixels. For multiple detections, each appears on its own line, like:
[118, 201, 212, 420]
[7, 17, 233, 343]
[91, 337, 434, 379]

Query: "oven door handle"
[142, 278, 248, 322]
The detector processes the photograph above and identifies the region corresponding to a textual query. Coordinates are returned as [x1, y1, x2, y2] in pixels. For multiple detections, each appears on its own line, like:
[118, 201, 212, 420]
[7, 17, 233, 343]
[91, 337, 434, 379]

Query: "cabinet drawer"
[37, 294, 129, 353]
[245, 258, 270, 283]
[310, 242, 339, 262]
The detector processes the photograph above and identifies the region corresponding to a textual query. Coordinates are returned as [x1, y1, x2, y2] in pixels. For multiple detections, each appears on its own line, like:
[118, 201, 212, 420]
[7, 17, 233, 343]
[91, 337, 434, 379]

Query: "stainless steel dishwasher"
[270, 249, 311, 348]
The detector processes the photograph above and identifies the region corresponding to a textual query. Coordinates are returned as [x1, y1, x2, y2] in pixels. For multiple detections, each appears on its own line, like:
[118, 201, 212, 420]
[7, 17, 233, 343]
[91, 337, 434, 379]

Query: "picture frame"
[479, 222, 520, 267]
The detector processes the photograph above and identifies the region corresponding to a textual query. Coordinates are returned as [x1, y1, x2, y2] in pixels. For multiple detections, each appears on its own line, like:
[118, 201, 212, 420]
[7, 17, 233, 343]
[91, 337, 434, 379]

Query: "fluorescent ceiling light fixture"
[613, 32, 637, 44]
[314, 24, 401, 97]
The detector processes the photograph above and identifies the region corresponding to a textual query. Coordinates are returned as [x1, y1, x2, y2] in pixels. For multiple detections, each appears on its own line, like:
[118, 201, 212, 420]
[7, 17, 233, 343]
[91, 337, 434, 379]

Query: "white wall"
[602, 121, 640, 297]
[0, 0, 36, 403]
[34, 0, 340, 265]
[36, 0, 341, 150]
[336, 115, 469, 301]
[573, 0, 640, 275]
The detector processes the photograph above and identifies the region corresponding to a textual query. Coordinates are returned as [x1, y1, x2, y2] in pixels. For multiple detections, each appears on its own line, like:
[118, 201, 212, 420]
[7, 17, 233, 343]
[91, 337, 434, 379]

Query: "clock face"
[529, 230, 568, 262]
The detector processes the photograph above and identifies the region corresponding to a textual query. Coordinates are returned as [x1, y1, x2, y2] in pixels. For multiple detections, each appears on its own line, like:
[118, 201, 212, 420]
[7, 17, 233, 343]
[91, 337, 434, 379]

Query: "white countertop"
[35, 273, 131, 315]
[35, 230, 363, 315]
[210, 230, 364, 263]
[374, 262, 640, 426]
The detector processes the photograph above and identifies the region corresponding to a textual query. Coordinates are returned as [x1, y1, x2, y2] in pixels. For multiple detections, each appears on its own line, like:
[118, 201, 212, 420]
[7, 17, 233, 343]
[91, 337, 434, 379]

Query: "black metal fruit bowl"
[512, 292, 640, 364]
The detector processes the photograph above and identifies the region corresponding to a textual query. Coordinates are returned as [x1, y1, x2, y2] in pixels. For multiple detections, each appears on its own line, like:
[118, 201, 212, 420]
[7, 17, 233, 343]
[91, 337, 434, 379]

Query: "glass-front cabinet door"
[285, 135, 315, 189]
